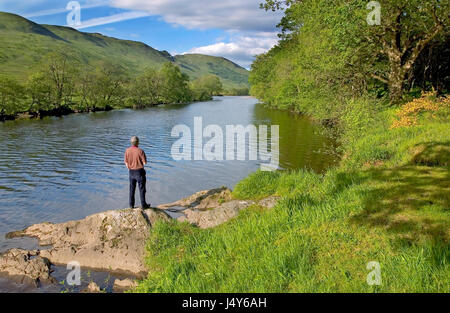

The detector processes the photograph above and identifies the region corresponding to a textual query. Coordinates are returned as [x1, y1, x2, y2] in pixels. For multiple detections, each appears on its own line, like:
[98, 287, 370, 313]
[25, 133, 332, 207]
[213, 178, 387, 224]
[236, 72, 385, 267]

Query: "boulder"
[113, 278, 138, 292]
[257, 196, 280, 209]
[6, 208, 170, 277]
[182, 200, 255, 229]
[0, 248, 54, 286]
[82, 281, 101, 293]
[158, 187, 233, 210]
[160, 188, 279, 229]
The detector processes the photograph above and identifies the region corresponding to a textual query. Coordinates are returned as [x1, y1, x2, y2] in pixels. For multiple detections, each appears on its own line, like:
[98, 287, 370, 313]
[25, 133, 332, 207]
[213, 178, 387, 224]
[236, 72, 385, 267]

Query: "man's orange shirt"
[124, 146, 147, 170]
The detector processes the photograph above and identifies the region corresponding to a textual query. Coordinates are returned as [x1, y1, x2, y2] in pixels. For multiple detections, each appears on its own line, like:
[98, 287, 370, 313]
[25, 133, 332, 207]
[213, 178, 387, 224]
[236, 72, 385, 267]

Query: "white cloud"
[109, 0, 282, 67]
[184, 33, 278, 69]
[110, 0, 282, 33]
[74, 10, 150, 29]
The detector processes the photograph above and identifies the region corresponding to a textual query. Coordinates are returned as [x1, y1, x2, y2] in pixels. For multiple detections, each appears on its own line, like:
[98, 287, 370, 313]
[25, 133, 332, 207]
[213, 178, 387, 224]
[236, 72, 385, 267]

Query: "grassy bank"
[134, 93, 449, 293]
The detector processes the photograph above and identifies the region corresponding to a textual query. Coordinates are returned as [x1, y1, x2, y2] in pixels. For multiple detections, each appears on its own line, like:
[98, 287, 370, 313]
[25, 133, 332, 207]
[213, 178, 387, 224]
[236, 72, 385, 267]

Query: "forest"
[0, 52, 228, 120]
[251, 0, 449, 119]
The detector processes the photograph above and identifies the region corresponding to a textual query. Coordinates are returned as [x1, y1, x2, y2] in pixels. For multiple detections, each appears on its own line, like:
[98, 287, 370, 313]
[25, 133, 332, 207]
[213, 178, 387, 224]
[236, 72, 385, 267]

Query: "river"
[0, 96, 337, 291]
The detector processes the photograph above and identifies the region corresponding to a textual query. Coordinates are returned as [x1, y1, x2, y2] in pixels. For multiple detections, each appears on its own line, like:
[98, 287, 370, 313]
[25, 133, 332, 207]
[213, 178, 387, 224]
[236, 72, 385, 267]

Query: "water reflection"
[252, 104, 336, 171]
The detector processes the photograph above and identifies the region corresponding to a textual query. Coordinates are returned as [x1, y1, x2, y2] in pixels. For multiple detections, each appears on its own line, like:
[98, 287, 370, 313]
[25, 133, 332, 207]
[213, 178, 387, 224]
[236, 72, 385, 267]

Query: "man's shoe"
[141, 204, 151, 209]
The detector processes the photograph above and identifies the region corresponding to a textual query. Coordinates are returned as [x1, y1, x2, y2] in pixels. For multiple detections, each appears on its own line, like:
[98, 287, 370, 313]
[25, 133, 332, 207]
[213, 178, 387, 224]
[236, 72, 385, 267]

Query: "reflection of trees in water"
[251, 104, 337, 173]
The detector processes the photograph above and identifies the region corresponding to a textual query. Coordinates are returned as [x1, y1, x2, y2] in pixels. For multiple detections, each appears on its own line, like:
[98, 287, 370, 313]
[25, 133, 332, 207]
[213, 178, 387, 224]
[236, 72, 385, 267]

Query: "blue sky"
[0, 0, 282, 68]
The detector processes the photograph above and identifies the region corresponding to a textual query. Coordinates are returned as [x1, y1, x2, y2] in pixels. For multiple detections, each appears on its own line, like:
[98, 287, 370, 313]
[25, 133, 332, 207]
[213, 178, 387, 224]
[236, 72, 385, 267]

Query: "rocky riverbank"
[0, 106, 115, 122]
[0, 187, 278, 291]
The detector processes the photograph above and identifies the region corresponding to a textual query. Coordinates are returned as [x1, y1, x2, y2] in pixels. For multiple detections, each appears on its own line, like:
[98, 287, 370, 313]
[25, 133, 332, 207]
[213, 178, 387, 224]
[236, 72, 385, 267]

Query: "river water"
[0, 96, 337, 291]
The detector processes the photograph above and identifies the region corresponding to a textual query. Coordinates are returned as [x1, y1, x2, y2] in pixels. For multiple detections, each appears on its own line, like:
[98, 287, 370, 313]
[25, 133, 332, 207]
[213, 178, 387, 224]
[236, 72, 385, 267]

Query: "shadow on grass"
[348, 142, 449, 263]
[411, 141, 450, 167]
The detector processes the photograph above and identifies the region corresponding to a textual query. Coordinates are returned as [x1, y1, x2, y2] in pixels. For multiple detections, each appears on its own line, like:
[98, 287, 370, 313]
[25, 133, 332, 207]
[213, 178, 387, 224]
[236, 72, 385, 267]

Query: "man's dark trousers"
[129, 168, 148, 208]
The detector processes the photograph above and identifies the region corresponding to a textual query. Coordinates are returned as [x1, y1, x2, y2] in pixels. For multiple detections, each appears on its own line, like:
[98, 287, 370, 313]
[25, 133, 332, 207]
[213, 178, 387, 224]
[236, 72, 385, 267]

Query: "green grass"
[0, 12, 249, 91]
[134, 96, 449, 293]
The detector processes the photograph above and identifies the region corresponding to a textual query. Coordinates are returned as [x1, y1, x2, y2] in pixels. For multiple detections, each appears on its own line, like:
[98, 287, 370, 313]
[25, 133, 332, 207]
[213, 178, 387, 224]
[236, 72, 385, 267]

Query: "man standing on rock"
[124, 136, 150, 209]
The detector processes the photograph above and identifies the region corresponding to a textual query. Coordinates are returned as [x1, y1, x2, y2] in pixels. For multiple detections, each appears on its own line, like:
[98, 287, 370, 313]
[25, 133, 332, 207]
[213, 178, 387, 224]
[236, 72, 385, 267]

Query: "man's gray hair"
[131, 136, 139, 146]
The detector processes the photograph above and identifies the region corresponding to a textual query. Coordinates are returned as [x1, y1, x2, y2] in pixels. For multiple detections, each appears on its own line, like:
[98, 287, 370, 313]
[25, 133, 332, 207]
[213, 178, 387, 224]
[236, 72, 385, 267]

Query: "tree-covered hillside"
[250, 0, 449, 114]
[0, 12, 249, 91]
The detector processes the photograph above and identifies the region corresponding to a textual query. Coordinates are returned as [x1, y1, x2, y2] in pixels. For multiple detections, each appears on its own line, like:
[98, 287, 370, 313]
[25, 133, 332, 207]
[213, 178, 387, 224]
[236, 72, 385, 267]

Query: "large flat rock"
[2, 188, 279, 287]
[158, 187, 233, 210]
[159, 188, 279, 229]
[6, 208, 170, 277]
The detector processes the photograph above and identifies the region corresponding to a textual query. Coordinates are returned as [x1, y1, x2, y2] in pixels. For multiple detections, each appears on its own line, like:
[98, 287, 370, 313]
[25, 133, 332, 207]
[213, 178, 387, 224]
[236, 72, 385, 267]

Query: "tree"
[159, 62, 191, 104]
[0, 76, 25, 117]
[363, 0, 449, 102]
[251, 1, 358, 114]
[77, 69, 97, 111]
[228, 87, 250, 96]
[191, 75, 223, 100]
[260, 0, 449, 103]
[128, 68, 163, 108]
[76, 62, 128, 111]
[27, 72, 52, 112]
[43, 52, 77, 109]
[199, 75, 223, 96]
[93, 62, 128, 109]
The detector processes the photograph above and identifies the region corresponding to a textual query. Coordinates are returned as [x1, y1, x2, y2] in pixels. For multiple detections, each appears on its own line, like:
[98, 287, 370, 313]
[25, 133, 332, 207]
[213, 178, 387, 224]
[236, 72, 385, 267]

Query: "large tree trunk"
[379, 6, 445, 104]
[388, 79, 404, 103]
[388, 60, 407, 104]
[385, 47, 407, 104]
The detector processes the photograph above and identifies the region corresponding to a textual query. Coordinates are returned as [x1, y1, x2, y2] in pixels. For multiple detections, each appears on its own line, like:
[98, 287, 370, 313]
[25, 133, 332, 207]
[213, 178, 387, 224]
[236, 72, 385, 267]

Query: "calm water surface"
[0, 96, 337, 290]
[0, 96, 337, 250]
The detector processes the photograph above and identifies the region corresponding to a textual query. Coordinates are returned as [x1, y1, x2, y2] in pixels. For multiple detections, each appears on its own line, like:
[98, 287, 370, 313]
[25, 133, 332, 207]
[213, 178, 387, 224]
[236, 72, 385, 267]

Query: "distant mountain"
[175, 54, 249, 87]
[0, 12, 249, 90]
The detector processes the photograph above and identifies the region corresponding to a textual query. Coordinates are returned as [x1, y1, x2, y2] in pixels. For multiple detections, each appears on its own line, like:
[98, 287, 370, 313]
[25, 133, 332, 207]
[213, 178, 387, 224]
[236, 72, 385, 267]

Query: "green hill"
[174, 54, 249, 87]
[0, 12, 248, 90]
